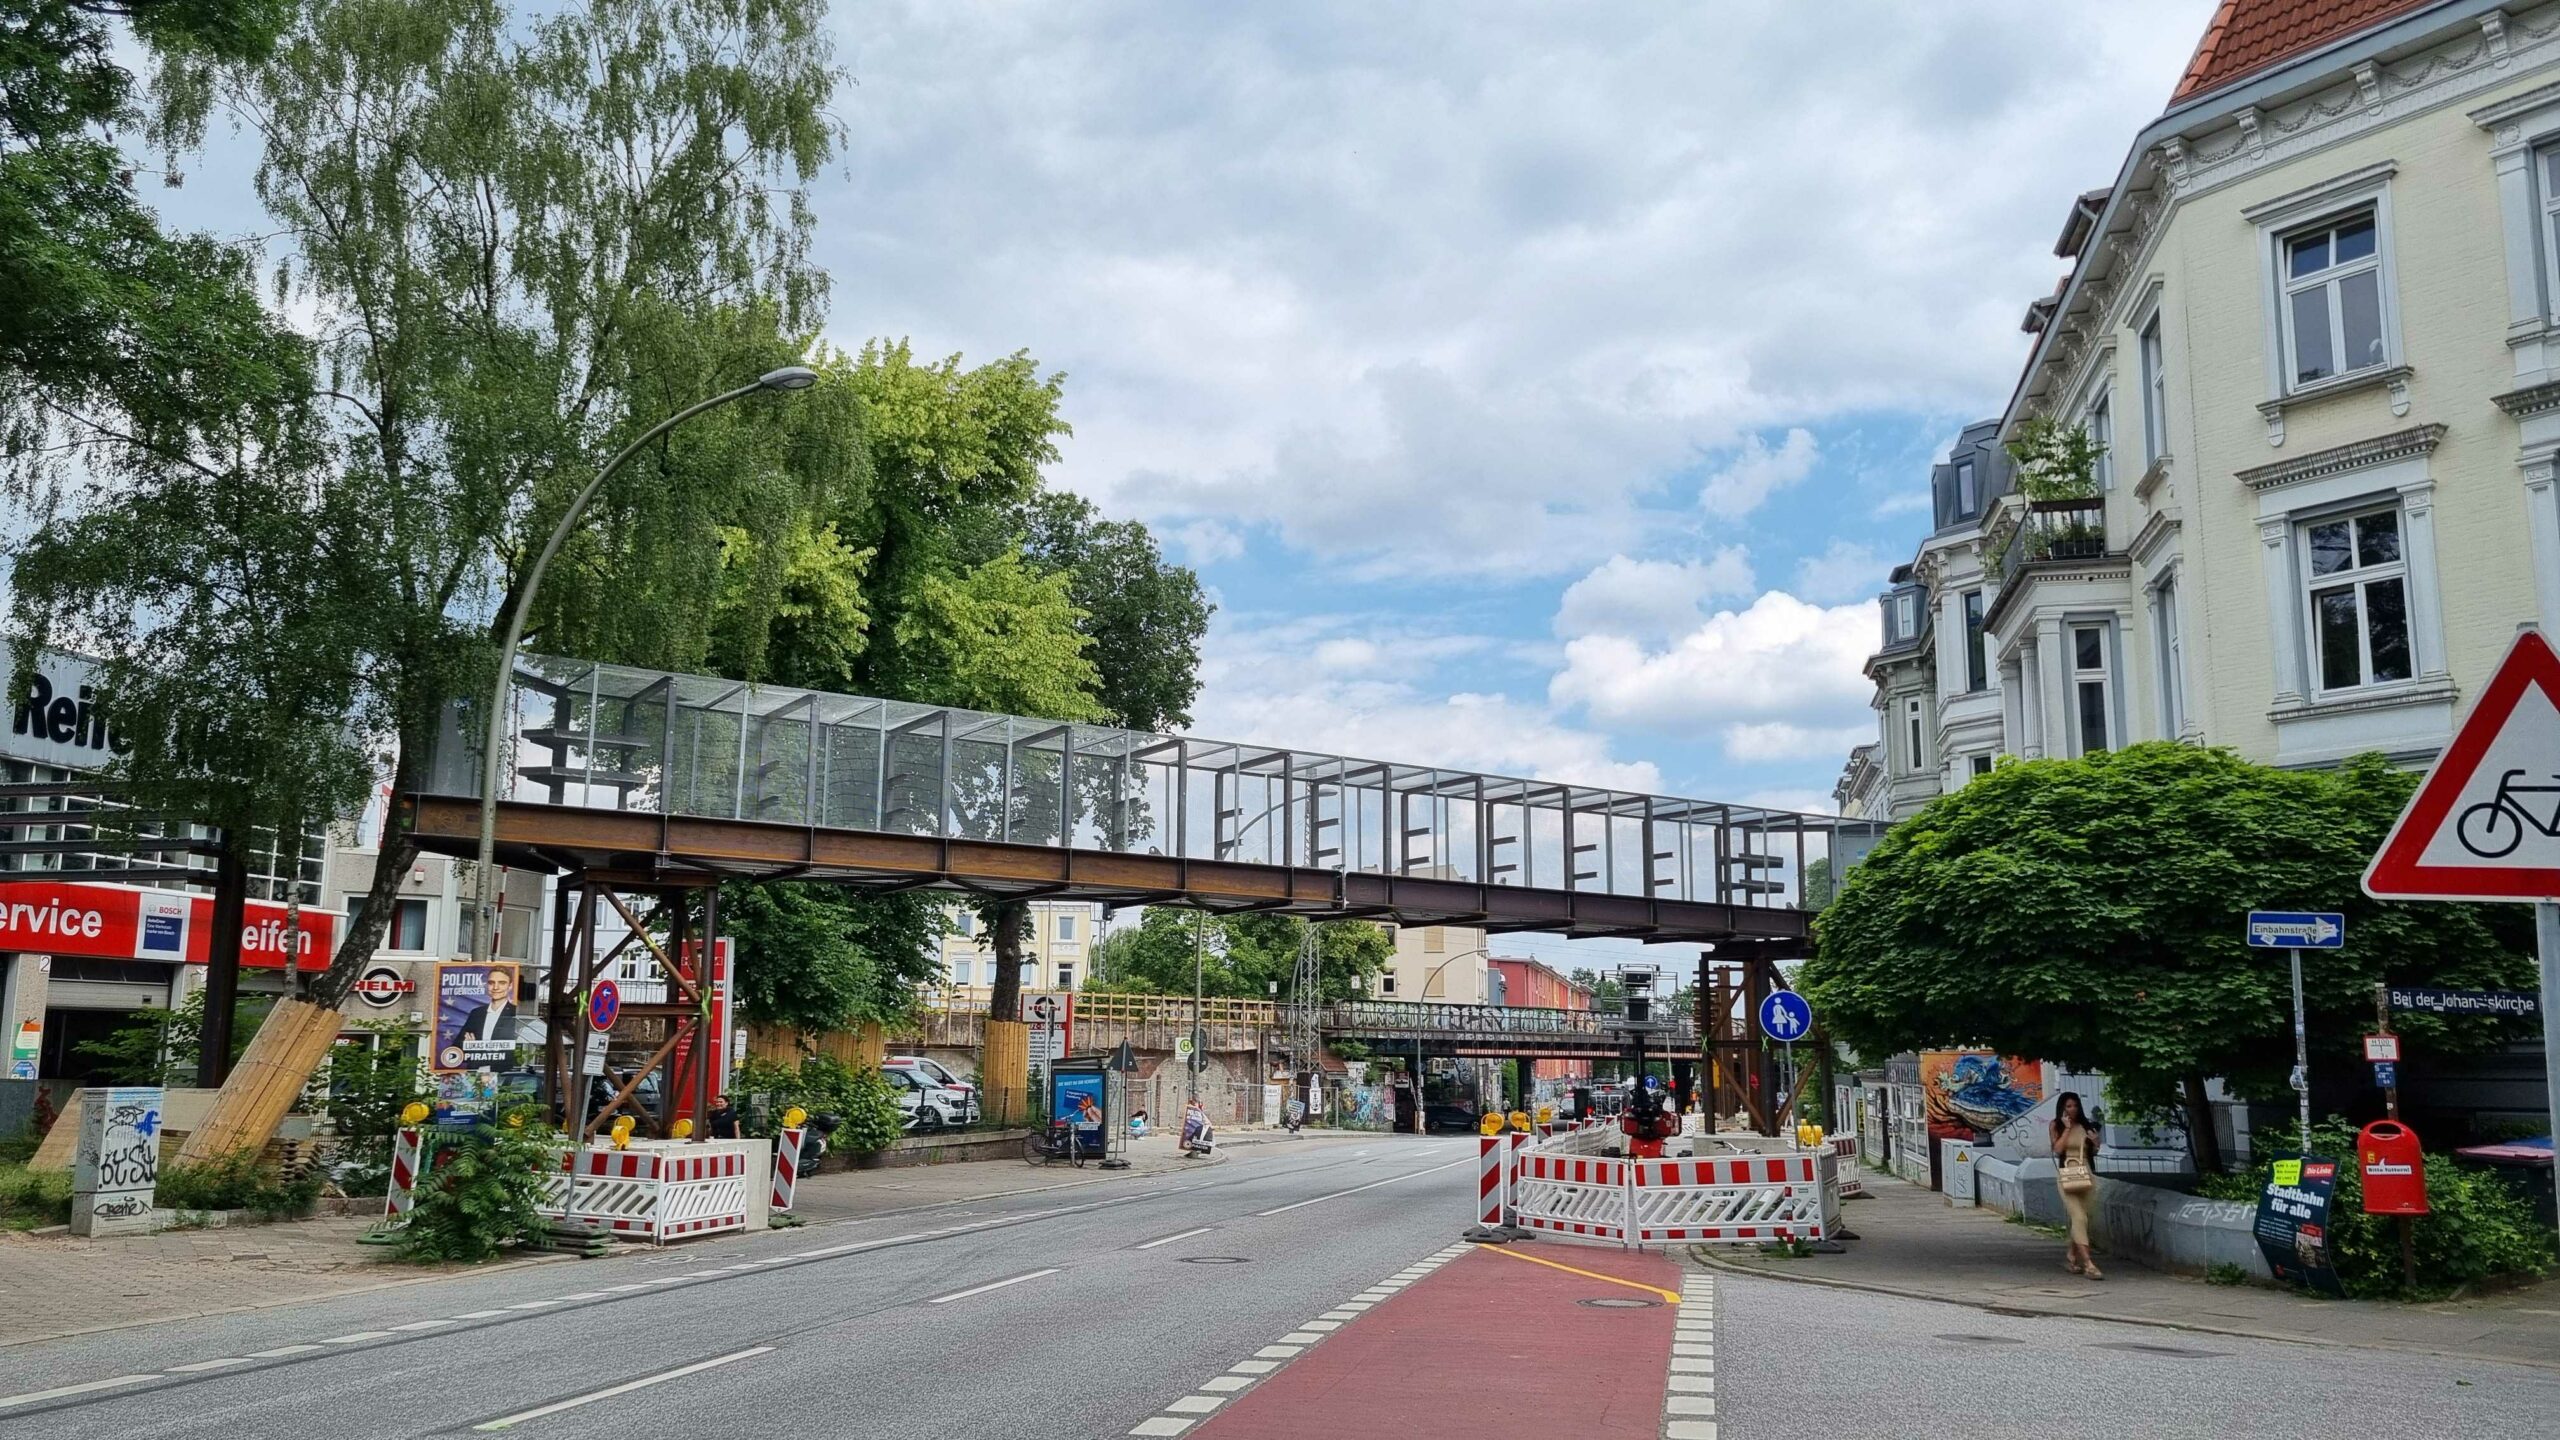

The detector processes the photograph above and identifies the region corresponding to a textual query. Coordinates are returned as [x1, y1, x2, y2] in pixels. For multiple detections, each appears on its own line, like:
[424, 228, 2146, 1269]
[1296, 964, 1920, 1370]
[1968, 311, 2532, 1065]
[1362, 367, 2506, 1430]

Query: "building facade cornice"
[2493, 378, 2560, 417]
[2234, 423, 2448, 493]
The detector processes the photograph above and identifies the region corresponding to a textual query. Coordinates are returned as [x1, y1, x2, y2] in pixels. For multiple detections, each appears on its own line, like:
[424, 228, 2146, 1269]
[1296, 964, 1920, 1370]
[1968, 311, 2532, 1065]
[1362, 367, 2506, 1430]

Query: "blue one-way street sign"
[2245, 911, 2345, 948]
[1759, 988, 1812, 1042]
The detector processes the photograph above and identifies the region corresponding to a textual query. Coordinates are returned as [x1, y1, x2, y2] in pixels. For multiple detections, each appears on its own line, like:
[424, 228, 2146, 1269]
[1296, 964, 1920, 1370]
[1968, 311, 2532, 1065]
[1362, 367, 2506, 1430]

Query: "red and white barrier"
[1477, 1133, 1506, 1226]
[536, 1141, 757, 1244]
[381, 1126, 424, 1226]
[1495, 1134, 1840, 1249]
[1825, 1132, 1865, 1198]
[771, 1128, 803, 1215]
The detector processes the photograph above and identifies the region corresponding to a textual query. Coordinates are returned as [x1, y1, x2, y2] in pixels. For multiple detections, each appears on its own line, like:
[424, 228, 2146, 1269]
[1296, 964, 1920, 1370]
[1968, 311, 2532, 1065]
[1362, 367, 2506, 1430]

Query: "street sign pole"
[2542, 903, 2560, 1209]
[2290, 947, 2311, 1156]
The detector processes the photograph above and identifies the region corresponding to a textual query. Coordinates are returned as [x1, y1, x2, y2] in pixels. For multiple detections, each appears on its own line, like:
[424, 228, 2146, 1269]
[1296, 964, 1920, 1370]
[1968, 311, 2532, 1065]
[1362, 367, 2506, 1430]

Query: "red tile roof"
[2172, 0, 2442, 104]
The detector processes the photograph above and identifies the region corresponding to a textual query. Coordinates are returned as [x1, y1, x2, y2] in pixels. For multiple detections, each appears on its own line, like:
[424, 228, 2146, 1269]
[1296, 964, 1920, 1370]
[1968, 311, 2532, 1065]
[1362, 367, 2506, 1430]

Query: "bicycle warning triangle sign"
[2364, 629, 2560, 902]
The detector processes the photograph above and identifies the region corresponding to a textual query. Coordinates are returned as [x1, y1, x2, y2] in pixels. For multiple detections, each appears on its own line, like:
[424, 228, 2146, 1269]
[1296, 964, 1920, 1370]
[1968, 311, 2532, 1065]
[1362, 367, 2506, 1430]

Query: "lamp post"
[467, 366, 821, 985]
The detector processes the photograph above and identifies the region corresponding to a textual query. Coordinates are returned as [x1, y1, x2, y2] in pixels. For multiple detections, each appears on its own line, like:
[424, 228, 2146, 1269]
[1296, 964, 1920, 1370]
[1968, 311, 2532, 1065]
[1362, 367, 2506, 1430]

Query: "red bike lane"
[1184, 1243, 1685, 1440]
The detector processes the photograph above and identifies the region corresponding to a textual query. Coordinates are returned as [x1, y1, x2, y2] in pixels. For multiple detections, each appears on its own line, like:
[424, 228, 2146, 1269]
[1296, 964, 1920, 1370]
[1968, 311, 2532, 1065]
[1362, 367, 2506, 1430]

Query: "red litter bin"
[2358, 1120, 2429, 1215]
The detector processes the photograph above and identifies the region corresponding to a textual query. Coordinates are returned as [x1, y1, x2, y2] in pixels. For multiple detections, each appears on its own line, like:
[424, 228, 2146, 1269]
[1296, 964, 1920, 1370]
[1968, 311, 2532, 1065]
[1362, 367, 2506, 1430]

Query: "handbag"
[2059, 1137, 2097, 1196]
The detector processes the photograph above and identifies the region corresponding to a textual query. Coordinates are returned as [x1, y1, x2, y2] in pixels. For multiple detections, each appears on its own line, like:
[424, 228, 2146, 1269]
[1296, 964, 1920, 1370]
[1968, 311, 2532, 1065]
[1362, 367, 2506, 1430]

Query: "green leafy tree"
[395, 1103, 554, 1262]
[12, 0, 853, 1014]
[323, 1025, 429, 1194]
[722, 885, 945, 1035]
[1089, 910, 1390, 1002]
[1803, 744, 2532, 1172]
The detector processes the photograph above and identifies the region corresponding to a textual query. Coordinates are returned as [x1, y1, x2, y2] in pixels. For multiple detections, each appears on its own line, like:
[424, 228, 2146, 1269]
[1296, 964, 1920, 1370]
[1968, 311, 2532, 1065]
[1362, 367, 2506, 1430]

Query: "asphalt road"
[0, 1135, 1478, 1440]
[1715, 1268, 2560, 1440]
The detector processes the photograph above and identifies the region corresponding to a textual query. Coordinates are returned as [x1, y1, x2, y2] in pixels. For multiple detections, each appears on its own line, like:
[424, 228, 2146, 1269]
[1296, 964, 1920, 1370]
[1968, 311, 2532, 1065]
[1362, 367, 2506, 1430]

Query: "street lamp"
[467, 365, 821, 974]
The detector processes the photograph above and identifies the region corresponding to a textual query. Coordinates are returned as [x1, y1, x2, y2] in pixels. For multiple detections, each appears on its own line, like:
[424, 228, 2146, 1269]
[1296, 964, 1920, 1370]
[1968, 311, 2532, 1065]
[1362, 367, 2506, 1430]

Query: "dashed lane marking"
[0, 1375, 160, 1409]
[471, 1346, 773, 1432]
[1122, 1242, 1470, 1437]
[924, 1268, 1060, 1305]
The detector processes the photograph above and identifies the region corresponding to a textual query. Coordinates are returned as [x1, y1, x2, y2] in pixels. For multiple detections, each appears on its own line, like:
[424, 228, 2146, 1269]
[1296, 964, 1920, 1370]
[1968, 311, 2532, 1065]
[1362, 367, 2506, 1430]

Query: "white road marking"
[1128, 1419, 1193, 1437]
[1228, 1360, 1278, 1374]
[247, 1345, 323, 1358]
[1200, 1376, 1253, 1392]
[1252, 1344, 1302, 1359]
[506, 1300, 562, 1311]
[925, 1268, 1060, 1305]
[391, 1319, 458, 1332]
[452, 1310, 513, 1319]
[1165, 1396, 1224, 1414]
[473, 1346, 773, 1431]
[321, 1331, 395, 1344]
[1278, 1331, 1323, 1344]
[165, 1359, 252, 1373]
[0, 1374, 160, 1409]
[1253, 1157, 1471, 1216]
[1133, 1226, 1215, 1250]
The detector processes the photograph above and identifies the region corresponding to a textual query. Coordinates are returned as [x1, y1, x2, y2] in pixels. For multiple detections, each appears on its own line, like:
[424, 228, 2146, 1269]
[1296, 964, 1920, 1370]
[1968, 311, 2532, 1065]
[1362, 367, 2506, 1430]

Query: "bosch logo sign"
[351, 966, 416, 1008]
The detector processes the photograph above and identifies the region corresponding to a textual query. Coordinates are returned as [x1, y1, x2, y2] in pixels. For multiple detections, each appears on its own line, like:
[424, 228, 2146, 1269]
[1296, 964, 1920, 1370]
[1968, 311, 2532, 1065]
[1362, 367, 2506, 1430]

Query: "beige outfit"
[2056, 1125, 2097, 1246]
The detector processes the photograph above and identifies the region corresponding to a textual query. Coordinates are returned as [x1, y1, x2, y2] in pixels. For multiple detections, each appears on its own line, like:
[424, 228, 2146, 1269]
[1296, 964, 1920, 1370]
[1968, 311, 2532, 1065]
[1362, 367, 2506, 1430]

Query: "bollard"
[383, 1126, 424, 1225]
[771, 1126, 804, 1216]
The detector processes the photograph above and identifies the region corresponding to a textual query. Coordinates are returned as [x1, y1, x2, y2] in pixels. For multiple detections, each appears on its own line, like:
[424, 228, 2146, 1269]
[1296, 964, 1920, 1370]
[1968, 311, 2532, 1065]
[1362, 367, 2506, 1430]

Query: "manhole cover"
[1181, 1256, 1251, 1265]
[1934, 1333, 2026, 1345]
[1577, 1296, 1659, 1309]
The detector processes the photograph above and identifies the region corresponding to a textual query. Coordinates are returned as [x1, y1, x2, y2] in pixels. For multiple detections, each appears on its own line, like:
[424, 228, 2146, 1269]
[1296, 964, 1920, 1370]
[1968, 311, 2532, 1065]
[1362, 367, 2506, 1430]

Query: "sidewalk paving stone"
[1694, 1171, 2560, 1371]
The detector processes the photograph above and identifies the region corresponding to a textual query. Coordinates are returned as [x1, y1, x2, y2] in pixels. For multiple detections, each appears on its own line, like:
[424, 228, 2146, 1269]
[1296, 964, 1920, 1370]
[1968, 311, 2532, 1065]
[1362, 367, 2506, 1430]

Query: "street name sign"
[2385, 985, 2541, 1017]
[2245, 912, 2344, 948]
[2364, 629, 2560, 902]
[1757, 988, 1812, 1042]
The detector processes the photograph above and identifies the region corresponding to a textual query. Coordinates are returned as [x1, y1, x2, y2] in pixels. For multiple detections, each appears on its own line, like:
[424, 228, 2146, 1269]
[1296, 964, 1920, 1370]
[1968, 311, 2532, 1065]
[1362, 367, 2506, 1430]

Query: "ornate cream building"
[1845, 0, 2559, 806]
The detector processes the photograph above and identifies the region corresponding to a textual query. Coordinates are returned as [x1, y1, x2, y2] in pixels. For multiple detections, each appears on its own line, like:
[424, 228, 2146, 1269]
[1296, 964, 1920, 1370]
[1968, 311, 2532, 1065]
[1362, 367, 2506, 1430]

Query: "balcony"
[1994, 497, 2107, 588]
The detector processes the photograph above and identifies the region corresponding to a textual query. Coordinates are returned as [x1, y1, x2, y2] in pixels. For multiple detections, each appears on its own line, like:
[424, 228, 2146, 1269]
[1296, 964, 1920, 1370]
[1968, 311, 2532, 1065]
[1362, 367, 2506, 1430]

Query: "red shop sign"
[0, 879, 335, 971]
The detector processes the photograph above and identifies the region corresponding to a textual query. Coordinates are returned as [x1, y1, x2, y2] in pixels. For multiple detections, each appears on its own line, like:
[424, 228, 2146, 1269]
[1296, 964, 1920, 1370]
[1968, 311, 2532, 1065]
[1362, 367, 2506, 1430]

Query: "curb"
[1683, 1245, 2560, 1374]
[0, 1249, 577, 1350]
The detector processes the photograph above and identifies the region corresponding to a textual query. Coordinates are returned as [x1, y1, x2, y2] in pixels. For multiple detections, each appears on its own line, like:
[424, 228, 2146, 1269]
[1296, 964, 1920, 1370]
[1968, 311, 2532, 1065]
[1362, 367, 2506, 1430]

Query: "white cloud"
[1740, 787, 1840, 817]
[1792, 539, 1886, 605]
[1193, 613, 1661, 792]
[1700, 429, 1818, 519]
[789, 1, 2216, 571]
[1172, 520, 1245, 566]
[1722, 722, 1876, 763]
[1549, 590, 1879, 741]
[1553, 550, 1756, 640]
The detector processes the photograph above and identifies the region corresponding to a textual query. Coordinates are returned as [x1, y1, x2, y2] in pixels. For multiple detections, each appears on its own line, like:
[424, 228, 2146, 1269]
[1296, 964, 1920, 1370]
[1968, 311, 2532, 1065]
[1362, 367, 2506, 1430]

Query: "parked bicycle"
[2457, 768, 2560, 859]
[1022, 1117, 1089, 1169]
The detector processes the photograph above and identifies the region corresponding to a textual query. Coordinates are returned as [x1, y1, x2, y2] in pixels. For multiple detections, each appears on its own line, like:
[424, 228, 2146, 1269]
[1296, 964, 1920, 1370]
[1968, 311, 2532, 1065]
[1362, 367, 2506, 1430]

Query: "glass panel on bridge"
[438, 655, 1886, 912]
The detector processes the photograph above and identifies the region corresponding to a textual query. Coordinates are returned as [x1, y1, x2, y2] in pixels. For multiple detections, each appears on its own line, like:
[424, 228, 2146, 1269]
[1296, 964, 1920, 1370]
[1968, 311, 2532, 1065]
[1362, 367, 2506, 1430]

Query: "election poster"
[2254, 1154, 2345, 1296]
[433, 962, 527, 1074]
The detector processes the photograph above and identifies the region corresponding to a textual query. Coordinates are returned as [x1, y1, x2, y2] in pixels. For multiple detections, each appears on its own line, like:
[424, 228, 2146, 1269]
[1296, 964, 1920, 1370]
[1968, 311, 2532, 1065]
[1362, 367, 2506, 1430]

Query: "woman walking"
[2050, 1091, 2103, 1279]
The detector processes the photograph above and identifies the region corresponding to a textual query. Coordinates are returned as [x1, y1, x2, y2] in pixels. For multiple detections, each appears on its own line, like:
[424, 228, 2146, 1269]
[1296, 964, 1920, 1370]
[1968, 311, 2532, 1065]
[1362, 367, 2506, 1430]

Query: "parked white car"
[884, 1066, 977, 1132]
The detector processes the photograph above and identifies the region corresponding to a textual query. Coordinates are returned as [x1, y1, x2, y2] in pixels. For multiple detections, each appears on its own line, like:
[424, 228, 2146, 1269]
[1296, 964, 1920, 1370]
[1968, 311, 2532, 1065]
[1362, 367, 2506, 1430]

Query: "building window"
[1961, 590, 1987, 693]
[2540, 145, 2560, 318]
[1969, 754, 1993, 779]
[1902, 696, 1925, 771]
[2153, 577, 2188, 736]
[1054, 912, 1077, 942]
[1423, 926, 1446, 954]
[2071, 623, 2113, 756]
[952, 957, 975, 986]
[955, 910, 976, 937]
[2302, 506, 2411, 692]
[2281, 210, 2386, 387]
[1380, 973, 1397, 996]
[2139, 316, 2167, 463]
[2087, 394, 2114, 491]
[1893, 591, 1915, 640]
[371, 897, 428, 952]
[1955, 459, 1978, 517]
[1055, 963, 1074, 989]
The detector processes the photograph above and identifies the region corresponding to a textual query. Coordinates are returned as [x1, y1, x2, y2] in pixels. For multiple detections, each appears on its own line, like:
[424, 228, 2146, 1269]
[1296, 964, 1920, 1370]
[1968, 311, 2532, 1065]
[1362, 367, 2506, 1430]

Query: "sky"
[817, 1, 2219, 815]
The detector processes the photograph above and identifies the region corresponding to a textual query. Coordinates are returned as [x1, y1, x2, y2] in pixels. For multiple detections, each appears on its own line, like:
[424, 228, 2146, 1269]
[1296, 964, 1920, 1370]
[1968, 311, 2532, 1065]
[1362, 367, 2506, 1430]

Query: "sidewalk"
[0, 1215, 529, 1347]
[1694, 1172, 2560, 1371]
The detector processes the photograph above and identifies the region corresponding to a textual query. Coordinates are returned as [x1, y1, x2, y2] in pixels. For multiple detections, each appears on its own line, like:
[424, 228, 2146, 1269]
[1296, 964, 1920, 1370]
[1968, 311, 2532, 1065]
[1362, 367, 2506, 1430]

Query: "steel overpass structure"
[404, 654, 1884, 945]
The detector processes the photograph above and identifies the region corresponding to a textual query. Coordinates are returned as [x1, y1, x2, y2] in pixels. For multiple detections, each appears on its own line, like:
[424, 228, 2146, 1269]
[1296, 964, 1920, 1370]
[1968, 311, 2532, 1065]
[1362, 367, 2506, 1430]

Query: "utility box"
[1940, 1136, 1983, 1207]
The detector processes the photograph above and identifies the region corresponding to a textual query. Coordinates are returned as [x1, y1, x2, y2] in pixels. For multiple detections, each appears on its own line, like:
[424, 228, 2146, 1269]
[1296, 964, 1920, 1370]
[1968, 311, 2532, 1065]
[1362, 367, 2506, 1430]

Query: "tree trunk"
[2181, 1073, 2224, 1174]
[981, 901, 1030, 1127]
[306, 704, 435, 1009]
[195, 830, 250, 1087]
[986, 901, 1027, 1022]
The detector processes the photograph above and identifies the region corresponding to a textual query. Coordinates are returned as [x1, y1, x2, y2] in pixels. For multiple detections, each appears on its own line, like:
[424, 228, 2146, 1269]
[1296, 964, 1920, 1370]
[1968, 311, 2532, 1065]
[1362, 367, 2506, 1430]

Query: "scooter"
[798, 1112, 842, 1173]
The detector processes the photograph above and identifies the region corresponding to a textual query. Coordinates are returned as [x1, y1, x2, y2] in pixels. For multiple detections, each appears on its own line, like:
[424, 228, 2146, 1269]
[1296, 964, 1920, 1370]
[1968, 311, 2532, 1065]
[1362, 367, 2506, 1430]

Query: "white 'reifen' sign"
[70, 1085, 164, 1237]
